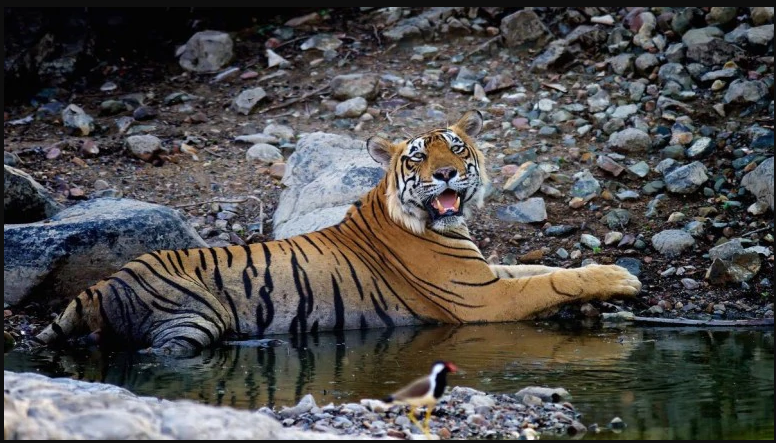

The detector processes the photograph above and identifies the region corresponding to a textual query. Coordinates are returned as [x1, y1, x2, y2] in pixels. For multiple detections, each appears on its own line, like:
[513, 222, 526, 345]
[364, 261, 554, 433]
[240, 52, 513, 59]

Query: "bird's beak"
[446, 362, 458, 373]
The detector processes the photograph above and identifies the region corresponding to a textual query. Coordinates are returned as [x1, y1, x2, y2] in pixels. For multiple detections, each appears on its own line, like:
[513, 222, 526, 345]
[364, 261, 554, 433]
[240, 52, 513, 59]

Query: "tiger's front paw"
[583, 264, 642, 300]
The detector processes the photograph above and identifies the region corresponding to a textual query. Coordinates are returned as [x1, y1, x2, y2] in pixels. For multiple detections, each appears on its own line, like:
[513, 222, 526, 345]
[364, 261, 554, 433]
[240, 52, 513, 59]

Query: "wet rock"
[740, 157, 773, 210]
[4, 165, 64, 224]
[177, 30, 234, 73]
[608, 128, 651, 153]
[246, 143, 283, 164]
[232, 87, 267, 115]
[664, 161, 708, 194]
[500, 9, 553, 49]
[496, 198, 547, 223]
[273, 133, 383, 239]
[61, 104, 95, 136]
[4, 198, 206, 307]
[651, 229, 696, 257]
[514, 387, 571, 403]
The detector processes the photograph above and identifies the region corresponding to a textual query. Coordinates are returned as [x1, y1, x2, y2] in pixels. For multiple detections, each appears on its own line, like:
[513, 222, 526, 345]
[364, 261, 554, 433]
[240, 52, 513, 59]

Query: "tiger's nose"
[433, 167, 457, 182]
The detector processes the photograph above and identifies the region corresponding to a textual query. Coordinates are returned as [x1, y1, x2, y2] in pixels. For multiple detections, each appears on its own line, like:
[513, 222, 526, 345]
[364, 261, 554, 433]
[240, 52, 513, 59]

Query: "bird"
[382, 360, 457, 438]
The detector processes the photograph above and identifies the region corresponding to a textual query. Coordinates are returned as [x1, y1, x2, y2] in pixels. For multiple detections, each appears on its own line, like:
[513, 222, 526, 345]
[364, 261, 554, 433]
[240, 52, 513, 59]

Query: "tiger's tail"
[33, 288, 101, 346]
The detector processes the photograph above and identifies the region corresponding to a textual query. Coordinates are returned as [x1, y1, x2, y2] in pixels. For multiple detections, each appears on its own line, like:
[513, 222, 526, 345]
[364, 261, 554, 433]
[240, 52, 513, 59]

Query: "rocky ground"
[5, 369, 615, 440]
[3, 6, 774, 441]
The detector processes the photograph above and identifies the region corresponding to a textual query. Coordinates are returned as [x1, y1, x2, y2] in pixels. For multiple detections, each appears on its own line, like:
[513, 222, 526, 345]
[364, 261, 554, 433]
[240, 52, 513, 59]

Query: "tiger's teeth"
[434, 198, 445, 214]
[453, 196, 460, 211]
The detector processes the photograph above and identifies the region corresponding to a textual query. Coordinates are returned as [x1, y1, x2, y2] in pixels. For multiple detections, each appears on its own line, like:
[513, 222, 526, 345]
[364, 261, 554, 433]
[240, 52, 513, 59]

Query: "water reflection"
[4, 322, 773, 440]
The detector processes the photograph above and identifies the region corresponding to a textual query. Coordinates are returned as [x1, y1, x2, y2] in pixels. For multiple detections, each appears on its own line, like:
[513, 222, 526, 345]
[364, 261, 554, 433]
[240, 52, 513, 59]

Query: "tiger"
[34, 110, 642, 355]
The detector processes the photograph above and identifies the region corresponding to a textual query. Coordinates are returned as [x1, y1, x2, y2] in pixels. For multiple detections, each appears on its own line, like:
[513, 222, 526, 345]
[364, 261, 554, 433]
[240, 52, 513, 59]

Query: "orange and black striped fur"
[35, 111, 641, 355]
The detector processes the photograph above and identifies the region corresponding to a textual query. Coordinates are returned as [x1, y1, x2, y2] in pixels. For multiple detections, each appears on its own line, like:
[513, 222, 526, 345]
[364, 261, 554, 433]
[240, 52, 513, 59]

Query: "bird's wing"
[389, 375, 432, 402]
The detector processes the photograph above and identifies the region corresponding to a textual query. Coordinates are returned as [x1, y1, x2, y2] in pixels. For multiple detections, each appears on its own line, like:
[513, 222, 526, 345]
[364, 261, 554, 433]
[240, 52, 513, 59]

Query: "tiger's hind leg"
[142, 316, 224, 357]
[489, 264, 563, 278]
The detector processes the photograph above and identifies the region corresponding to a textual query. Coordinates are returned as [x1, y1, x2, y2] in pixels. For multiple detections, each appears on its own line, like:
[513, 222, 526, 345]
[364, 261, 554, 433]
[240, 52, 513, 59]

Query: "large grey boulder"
[272, 133, 384, 240]
[4, 198, 206, 308]
[3, 371, 349, 440]
[4, 165, 64, 223]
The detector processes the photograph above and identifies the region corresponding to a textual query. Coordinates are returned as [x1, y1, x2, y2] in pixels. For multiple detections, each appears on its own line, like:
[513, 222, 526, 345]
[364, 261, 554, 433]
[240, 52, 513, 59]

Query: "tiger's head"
[366, 110, 490, 235]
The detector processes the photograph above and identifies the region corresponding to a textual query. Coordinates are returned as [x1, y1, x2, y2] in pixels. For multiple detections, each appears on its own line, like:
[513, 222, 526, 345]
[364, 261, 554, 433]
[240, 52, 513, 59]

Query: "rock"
[330, 74, 380, 100]
[529, 40, 572, 71]
[300, 33, 342, 51]
[3, 371, 342, 440]
[608, 53, 634, 75]
[232, 87, 268, 115]
[246, 143, 283, 164]
[751, 7, 774, 26]
[177, 30, 234, 73]
[724, 79, 770, 105]
[451, 66, 479, 92]
[266, 49, 290, 68]
[740, 157, 773, 210]
[587, 88, 611, 113]
[686, 137, 715, 159]
[4, 198, 206, 307]
[597, 155, 625, 176]
[4, 165, 64, 223]
[272, 133, 383, 239]
[747, 25, 774, 46]
[334, 97, 368, 118]
[603, 209, 631, 229]
[61, 104, 95, 136]
[544, 225, 577, 237]
[570, 170, 601, 199]
[495, 198, 547, 223]
[651, 229, 696, 257]
[705, 7, 738, 26]
[608, 128, 651, 153]
[125, 134, 166, 161]
[664, 161, 708, 194]
[280, 394, 317, 418]
[514, 387, 571, 403]
[263, 124, 295, 142]
[500, 9, 553, 49]
[627, 161, 650, 178]
[235, 133, 279, 145]
[685, 36, 746, 66]
[615, 257, 642, 277]
[502, 162, 547, 200]
[580, 234, 601, 250]
[709, 238, 745, 261]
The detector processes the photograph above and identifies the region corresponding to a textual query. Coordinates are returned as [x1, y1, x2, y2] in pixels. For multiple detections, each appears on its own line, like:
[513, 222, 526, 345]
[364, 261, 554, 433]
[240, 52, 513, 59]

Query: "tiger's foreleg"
[458, 264, 641, 322]
[489, 264, 563, 279]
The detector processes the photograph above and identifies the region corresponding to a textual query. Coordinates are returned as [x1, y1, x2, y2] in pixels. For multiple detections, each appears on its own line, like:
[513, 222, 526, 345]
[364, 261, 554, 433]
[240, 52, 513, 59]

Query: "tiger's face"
[367, 110, 490, 235]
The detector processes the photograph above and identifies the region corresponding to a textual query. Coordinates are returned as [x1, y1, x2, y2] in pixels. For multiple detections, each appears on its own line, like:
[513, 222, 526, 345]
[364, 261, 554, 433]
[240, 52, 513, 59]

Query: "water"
[4, 322, 773, 440]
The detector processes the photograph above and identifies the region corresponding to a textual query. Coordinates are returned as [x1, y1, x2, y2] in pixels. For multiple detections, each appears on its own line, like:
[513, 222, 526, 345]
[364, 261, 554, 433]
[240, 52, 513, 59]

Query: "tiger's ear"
[453, 110, 483, 138]
[366, 136, 395, 167]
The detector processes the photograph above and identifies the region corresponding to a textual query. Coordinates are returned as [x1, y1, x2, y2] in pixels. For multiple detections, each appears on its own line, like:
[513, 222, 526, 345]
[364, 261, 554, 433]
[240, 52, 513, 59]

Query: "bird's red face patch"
[445, 362, 458, 373]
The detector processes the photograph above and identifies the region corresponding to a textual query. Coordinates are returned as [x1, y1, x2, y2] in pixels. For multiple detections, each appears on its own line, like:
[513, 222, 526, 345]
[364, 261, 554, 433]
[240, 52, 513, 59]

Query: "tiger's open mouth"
[425, 189, 463, 220]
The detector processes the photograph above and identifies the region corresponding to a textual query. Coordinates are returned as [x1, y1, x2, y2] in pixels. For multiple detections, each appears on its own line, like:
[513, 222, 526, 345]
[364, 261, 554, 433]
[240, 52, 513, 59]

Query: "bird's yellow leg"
[423, 407, 433, 438]
[407, 406, 422, 431]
